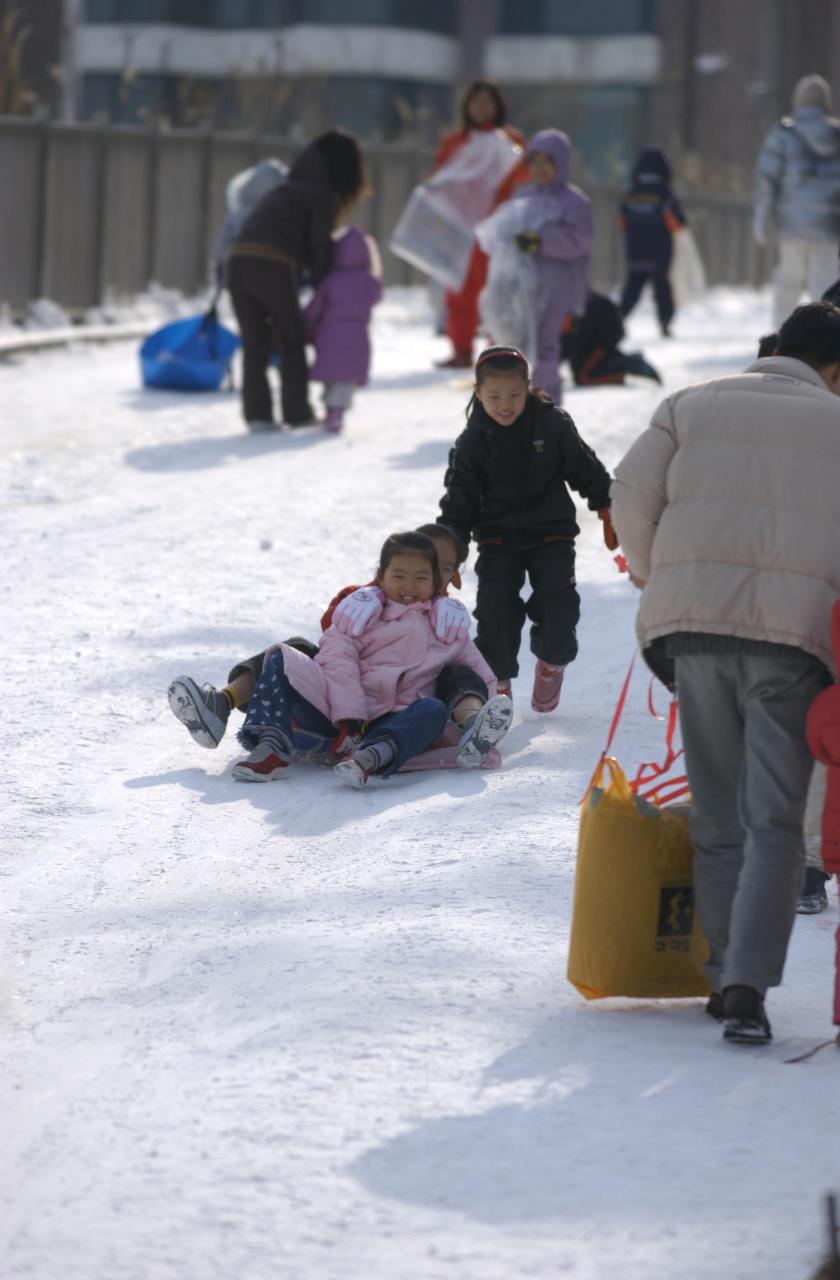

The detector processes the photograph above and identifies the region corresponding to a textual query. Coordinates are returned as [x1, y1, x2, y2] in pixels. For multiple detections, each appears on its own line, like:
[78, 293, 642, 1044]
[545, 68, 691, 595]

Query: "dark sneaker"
[232, 737, 291, 782]
[722, 985, 772, 1045]
[624, 351, 662, 384]
[168, 676, 231, 748]
[456, 694, 514, 769]
[705, 991, 724, 1022]
[797, 867, 830, 914]
[531, 661, 565, 713]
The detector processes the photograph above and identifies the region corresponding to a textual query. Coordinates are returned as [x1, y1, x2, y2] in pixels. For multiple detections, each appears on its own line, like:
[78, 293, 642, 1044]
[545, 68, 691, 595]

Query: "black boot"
[797, 866, 830, 914]
[624, 351, 662, 384]
[722, 984, 772, 1045]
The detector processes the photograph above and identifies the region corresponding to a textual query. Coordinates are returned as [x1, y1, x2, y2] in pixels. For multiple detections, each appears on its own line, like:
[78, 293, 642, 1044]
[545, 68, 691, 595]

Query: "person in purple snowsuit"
[510, 130, 593, 402]
[304, 224, 383, 433]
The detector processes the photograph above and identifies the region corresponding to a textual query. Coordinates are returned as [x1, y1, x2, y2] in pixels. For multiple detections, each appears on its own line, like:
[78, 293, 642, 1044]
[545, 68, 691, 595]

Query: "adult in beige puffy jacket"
[611, 302, 840, 1045]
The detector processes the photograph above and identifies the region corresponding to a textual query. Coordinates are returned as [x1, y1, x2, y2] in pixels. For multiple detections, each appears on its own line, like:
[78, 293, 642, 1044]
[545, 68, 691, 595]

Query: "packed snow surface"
[2, 287, 838, 1280]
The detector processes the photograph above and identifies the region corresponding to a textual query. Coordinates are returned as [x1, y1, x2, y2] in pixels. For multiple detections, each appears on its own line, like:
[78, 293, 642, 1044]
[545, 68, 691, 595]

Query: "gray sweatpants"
[675, 651, 830, 996]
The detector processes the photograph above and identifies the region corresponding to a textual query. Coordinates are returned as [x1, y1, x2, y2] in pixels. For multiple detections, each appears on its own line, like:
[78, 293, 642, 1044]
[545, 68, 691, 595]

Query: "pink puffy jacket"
[271, 598, 497, 725]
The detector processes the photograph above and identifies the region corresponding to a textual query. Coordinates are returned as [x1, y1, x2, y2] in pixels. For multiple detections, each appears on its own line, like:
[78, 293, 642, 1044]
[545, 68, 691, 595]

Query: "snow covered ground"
[2, 287, 838, 1280]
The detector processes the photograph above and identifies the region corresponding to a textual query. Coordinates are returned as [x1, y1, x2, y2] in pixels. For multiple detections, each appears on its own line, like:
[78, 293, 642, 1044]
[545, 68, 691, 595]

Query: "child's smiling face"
[379, 552, 436, 605]
[475, 372, 528, 426]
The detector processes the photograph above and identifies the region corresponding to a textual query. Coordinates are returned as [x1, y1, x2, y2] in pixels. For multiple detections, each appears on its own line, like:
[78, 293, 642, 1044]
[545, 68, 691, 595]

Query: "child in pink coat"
[304, 223, 382, 433]
[232, 530, 511, 787]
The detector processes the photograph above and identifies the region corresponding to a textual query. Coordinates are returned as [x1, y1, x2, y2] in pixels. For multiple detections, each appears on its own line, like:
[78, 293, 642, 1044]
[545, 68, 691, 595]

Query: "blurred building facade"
[5, 0, 840, 188]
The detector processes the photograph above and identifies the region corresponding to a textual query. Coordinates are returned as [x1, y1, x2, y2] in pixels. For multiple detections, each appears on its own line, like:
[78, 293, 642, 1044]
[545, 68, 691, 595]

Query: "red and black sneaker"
[232, 738, 291, 782]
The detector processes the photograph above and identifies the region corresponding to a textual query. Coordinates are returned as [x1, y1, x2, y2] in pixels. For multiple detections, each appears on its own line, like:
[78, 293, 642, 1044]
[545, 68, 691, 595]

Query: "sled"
[140, 301, 240, 392]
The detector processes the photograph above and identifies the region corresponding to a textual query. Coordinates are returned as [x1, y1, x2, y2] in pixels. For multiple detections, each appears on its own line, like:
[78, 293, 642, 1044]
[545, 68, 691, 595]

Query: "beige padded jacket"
[611, 356, 840, 674]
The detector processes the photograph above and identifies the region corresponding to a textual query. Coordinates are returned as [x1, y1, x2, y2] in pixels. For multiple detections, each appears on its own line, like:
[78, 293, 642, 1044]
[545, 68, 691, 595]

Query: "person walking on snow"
[754, 75, 840, 328]
[304, 224, 382, 434]
[433, 80, 529, 369]
[226, 129, 368, 431]
[618, 146, 686, 337]
[438, 346, 615, 713]
[476, 129, 593, 405]
[611, 301, 840, 1046]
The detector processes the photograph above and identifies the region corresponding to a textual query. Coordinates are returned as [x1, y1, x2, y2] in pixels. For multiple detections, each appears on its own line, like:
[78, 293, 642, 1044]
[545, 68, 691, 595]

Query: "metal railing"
[0, 116, 772, 314]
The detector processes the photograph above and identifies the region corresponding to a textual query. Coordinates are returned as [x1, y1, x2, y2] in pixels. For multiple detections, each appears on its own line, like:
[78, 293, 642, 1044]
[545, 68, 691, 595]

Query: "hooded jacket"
[611, 356, 840, 672]
[439, 394, 612, 546]
[620, 147, 686, 272]
[232, 139, 338, 284]
[210, 158, 288, 283]
[754, 76, 840, 241]
[304, 225, 382, 385]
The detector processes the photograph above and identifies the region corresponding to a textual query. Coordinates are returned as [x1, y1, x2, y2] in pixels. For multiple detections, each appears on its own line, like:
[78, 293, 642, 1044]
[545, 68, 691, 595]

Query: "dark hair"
[461, 79, 507, 129]
[376, 531, 441, 595]
[775, 301, 840, 368]
[415, 521, 468, 567]
[756, 332, 778, 358]
[466, 345, 531, 418]
[315, 130, 369, 208]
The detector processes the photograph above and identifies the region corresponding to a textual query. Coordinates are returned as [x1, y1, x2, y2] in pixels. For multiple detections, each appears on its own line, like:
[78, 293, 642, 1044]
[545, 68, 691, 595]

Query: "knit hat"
[793, 74, 832, 111]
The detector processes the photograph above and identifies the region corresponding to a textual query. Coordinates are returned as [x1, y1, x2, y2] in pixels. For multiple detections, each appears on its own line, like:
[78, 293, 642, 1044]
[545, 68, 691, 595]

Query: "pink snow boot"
[531, 661, 565, 713]
[324, 408, 344, 434]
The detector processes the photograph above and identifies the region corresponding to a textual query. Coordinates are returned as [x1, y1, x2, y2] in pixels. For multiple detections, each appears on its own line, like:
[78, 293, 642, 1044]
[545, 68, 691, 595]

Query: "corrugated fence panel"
[102, 130, 153, 298]
[0, 120, 44, 309]
[41, 127, 105, 310]
[0, 117, 775, 312]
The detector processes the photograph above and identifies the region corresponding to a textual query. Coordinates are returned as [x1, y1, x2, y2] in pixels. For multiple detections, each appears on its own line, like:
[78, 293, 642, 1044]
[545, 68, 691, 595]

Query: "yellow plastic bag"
[567, 757, 710, 1000]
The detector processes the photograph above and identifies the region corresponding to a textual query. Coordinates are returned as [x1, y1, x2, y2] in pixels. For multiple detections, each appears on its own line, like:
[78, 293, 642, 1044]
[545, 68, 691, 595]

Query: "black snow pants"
[619, 269, 675, 332]
[474, 538, 580, 679]
[227, 255, 312, 426]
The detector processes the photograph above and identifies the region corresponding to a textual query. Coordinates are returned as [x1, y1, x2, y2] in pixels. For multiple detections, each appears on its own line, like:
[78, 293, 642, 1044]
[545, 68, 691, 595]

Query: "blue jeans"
[239, 648, 448, 774]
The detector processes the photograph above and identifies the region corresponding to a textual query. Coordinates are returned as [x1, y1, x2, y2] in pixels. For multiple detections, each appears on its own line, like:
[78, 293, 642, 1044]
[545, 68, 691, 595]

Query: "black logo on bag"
[655, 884, 695, 953]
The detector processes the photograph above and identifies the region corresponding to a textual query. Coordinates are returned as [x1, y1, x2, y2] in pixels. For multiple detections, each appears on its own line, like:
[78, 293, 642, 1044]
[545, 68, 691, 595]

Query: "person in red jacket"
[805, 599, 840, 1034]
[434, 81, 530, 369]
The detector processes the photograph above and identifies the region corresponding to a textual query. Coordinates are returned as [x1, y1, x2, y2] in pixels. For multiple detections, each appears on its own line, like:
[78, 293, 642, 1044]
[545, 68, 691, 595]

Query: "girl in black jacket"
[438, 346, 615, 712]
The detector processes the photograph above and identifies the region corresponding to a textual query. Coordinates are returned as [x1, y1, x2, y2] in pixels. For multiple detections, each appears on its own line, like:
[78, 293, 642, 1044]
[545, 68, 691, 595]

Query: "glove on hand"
[331, 587, 385, 637]
[330, 719, 367, 760]
[598, 508, 619, 551]
[432, 596, 471, 643]
[515, 231, 542, 253]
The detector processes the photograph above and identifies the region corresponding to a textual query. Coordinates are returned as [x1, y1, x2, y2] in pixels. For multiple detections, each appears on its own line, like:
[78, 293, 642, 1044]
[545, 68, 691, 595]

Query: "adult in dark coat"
[619, 147, 686, 336]
[226, 130, 366, 430]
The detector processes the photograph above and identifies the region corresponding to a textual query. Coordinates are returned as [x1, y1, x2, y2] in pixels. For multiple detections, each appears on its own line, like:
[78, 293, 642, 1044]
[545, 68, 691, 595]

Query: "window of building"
[84, 0, 456, 32]
[499, 0, 654, 36]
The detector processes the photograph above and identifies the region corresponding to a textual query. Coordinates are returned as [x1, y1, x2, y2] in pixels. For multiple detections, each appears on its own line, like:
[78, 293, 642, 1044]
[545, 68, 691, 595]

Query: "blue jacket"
[620, 148, 686, 273]
[755, 107, 840, 241]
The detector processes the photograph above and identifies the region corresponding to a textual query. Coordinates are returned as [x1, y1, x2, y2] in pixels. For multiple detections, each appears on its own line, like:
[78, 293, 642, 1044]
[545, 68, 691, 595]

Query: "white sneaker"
[334, 757, 371, 789]
[456, 694, 513, 769]
[231, 739, 291, 782]
[246, 420, 279, 433]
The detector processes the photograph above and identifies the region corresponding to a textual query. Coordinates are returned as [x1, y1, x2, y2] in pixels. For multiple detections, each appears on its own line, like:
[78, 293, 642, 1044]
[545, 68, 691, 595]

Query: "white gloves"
[332, 587, 385, 636]
[432, 596, 471, 643]
[332, 588, 470, 643]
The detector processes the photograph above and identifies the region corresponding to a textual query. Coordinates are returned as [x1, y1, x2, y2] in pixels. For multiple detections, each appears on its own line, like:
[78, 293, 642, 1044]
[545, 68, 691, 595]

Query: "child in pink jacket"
[232, 530, 511, 787]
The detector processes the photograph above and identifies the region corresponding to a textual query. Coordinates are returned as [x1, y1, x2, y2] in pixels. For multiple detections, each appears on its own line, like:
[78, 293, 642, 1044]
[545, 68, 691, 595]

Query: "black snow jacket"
[232, 139, 337, 285]
[438, 395, 612, 546]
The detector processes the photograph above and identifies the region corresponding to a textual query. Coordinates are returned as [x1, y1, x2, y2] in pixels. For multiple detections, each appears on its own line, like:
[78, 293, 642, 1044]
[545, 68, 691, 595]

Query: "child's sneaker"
[531, 662, 565, 713]
[168, 676, 231, 748]
[232, 737, 291, 782]
[324, 408, 344, 434]
[334, 757, 371, 788]
[456, 694, 514, 769]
